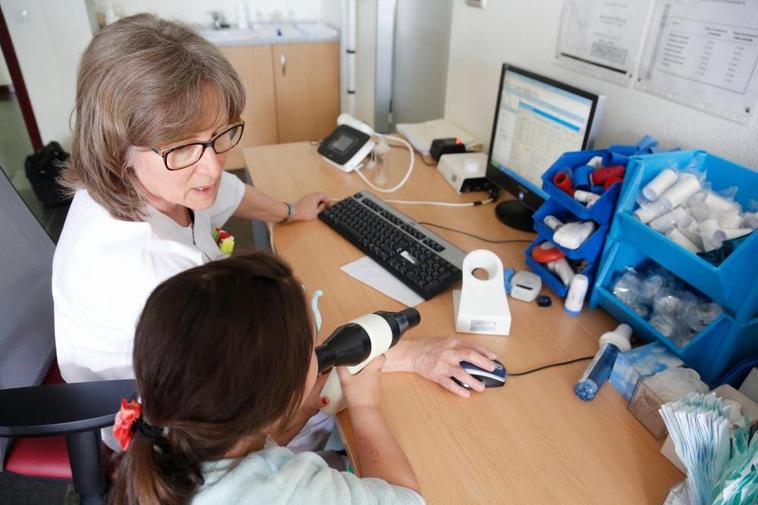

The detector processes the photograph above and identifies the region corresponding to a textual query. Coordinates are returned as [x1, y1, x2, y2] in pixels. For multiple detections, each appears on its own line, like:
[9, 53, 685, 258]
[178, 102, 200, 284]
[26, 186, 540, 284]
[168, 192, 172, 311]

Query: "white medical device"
[318, 113, 376, 173]
[510, 271, 542, 302]
[318, 113, 416, 194]
[437, 152, 488, 193]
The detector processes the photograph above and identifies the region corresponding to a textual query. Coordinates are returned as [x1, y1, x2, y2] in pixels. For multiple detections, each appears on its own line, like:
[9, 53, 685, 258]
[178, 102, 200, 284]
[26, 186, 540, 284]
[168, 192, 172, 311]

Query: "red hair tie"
[113, 399, 165, 450]
[114, 399, 142, 450]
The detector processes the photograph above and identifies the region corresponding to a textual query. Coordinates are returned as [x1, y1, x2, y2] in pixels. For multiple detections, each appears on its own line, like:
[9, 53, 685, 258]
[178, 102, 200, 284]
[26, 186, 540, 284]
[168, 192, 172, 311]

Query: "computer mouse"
[451, 359, 506, 389]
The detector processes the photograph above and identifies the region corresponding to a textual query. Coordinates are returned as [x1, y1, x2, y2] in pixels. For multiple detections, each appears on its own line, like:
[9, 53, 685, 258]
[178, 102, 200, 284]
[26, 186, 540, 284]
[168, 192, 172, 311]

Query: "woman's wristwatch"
[282, 202, 296, 223]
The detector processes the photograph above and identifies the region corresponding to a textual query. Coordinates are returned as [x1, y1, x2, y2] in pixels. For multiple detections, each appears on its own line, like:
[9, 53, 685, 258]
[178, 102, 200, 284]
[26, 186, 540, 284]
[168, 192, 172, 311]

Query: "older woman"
[53, 14, 497, 448]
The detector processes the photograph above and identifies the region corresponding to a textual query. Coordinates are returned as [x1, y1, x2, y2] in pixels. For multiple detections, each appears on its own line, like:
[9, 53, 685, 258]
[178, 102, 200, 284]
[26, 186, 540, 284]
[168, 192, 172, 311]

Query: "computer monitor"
[486, 64, 605, 231]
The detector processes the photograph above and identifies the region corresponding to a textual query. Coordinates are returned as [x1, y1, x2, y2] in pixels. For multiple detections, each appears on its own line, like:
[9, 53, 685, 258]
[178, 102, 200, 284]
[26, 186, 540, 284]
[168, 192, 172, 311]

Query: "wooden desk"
[244, 143, 683, 504]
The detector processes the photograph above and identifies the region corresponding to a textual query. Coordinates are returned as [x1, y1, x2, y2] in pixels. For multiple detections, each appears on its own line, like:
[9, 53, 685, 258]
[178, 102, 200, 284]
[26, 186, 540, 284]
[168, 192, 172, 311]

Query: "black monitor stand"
[495, 199, 535, 232]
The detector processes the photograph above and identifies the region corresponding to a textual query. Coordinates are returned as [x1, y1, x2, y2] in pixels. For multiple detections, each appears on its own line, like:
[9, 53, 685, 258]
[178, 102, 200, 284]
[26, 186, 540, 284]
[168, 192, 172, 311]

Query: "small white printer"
[437, 152, 488, 193]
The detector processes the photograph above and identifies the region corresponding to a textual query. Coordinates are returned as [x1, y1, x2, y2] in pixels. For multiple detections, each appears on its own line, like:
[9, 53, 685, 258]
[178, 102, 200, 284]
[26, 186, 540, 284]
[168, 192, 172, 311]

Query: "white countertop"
[201, 21, 339, 46]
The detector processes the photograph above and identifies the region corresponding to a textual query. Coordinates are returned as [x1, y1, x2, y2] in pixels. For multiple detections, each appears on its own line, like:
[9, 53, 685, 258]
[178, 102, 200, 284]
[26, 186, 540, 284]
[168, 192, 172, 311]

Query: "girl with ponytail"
[108, 252, 424, 505]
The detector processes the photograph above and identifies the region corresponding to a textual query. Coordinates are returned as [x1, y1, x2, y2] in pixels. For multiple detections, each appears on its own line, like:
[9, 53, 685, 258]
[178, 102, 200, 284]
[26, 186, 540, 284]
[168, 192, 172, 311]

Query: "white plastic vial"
[642, 168, 678, 201]
[564, 274, 589, 316]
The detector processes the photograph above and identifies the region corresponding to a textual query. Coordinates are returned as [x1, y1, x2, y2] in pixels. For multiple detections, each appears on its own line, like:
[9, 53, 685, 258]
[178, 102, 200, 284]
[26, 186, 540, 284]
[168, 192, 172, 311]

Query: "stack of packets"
[660, 392, 757, 505]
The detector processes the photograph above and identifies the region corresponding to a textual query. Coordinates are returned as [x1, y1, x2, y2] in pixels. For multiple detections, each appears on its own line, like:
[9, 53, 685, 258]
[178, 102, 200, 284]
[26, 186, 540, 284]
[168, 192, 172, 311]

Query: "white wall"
[444, 0, 758, 169]
[1, 0, 93, 148]
[102, 0, 325, 26]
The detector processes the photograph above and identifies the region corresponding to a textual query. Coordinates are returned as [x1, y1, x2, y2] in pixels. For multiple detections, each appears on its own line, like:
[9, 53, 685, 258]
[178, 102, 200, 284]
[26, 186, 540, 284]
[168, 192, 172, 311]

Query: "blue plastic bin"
[542, 150, 624, 225]
[541, 136, 659, 225]
[532, 199, 608, 261]
[591, 240, 758, 384]
[524, 240, 599, 299]
[612, 150, 758, 321]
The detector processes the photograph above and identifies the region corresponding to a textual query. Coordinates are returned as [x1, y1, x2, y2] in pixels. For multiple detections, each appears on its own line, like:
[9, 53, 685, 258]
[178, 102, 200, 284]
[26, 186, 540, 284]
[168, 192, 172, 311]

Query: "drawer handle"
[280, 50, 286, 76]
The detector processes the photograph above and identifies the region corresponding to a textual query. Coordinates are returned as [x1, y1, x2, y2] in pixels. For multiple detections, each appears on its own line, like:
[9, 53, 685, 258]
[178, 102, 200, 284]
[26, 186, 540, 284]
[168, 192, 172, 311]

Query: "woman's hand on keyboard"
[386, 338, 498, 398]
[293, 192, 329, 221]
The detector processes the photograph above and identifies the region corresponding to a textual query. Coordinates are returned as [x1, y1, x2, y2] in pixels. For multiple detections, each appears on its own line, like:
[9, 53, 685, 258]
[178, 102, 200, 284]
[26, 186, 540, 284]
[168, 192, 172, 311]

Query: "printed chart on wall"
[556, 0, 655, 86]
[636, 0, 758, 124]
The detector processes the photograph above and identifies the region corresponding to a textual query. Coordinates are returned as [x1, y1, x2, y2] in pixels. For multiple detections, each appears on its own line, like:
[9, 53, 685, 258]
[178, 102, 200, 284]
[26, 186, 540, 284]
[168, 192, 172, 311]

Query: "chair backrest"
[0, 166, 56, 469]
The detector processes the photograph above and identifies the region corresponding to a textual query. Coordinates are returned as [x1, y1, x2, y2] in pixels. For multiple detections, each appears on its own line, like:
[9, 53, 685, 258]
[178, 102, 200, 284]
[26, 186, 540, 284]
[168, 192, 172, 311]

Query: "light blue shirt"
[193, 446, 425, 505]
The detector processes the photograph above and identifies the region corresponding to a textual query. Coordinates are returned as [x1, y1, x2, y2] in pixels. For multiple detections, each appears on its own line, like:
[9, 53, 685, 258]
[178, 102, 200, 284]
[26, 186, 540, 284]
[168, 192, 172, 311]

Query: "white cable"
[353, 134, 414, 193]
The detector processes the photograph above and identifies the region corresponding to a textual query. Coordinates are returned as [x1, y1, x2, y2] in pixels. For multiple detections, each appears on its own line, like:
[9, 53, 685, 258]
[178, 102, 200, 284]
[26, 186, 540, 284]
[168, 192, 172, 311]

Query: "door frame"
[0, 5, 43, 151]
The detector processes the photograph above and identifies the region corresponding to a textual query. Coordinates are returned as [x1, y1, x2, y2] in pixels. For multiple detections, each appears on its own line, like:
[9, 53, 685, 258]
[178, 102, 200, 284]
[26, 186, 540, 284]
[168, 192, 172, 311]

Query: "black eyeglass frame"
[150, 122, 245, 171]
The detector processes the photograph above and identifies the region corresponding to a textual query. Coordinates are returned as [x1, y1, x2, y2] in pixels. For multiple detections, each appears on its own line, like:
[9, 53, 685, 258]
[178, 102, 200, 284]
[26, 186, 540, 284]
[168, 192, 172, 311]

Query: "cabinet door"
[273, 42, 340, 143]
[219, 44, 278, 169]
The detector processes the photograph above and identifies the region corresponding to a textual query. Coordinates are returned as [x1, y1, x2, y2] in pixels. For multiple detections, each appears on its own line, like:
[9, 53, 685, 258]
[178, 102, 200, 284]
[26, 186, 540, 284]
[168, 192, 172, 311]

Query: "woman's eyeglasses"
[151, 123, 245, 171]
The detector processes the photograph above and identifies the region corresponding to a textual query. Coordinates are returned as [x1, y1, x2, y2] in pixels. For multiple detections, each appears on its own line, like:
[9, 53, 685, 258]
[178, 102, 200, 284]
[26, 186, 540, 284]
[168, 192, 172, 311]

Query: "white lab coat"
[52, 172, 334, 451]
[52, 171, 245, 383]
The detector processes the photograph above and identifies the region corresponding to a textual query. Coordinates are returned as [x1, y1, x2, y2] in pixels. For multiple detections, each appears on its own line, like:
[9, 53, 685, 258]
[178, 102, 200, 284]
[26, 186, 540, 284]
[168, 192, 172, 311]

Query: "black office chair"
[0, 380, 136, 505]
[0, 166, 136, 505]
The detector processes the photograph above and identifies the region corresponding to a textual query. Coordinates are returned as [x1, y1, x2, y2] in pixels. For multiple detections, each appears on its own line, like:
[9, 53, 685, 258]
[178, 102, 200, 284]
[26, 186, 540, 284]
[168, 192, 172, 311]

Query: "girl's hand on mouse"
[293, 192, 329, 221]
[337, 355, 386, 409]
[386, 338, 498, 398]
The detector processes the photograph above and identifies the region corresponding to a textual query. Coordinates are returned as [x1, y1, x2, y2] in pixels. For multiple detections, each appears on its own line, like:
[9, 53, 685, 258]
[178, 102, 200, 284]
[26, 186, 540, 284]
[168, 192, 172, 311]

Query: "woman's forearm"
[348, 406, 421, 493]
[233, 184, 289, 223]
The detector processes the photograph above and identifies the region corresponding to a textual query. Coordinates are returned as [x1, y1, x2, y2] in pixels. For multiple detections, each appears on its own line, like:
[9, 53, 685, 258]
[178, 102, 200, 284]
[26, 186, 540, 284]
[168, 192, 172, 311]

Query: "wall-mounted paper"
[636, 0, 758, 124]
[556, 0, 655, 86]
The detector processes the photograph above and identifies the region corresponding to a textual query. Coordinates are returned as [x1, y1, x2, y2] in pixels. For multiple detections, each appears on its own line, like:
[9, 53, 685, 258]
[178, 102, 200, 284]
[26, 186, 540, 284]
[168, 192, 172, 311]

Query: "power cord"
[416, 221, 533, 244]
[353, 134, 415, 193]
[508, 355, 594, 377]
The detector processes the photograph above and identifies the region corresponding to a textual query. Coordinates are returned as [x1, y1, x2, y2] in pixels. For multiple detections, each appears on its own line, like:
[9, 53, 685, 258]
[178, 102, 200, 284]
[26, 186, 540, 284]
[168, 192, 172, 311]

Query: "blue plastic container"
[611, 150, 758, 321]
[532, 199, 609, 261]
[541, 136, 659, 225]
[524, 240, 599, 298]
[542, 150, 624, 225]
[591, 240, 758, 384]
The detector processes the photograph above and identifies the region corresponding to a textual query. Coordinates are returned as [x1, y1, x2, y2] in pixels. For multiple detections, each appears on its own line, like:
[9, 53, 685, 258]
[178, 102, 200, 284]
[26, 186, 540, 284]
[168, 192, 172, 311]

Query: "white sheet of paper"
[340, 256, 424, 307]
[636, 0, 758, 123]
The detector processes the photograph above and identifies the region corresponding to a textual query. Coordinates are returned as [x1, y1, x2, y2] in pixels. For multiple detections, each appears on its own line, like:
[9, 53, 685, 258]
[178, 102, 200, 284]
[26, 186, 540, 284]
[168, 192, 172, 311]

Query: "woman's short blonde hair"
[61, 14, 245, 221]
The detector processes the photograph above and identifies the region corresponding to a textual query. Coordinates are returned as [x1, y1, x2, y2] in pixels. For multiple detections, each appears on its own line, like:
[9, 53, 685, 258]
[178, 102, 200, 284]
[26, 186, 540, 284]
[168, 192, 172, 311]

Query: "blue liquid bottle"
[574, 324, 632, 401]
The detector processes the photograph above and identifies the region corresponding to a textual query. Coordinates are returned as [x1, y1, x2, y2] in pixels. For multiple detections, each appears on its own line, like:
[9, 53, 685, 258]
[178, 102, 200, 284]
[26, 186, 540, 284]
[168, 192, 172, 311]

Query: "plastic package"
[610, 263, 725, 349]
[628, 367, 708, 439]
[642, 167, 678, 201]
[666, 228, 702, 253]
[649, 207, 689, 233]
[660, 173, 702, 208]
[633, 168, 755, 264]
[634, 199, 672, 223]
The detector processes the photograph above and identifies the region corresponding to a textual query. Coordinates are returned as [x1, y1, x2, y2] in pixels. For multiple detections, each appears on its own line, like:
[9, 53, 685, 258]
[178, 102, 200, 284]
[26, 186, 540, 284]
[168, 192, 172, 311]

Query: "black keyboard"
[319, 192, 467, 300]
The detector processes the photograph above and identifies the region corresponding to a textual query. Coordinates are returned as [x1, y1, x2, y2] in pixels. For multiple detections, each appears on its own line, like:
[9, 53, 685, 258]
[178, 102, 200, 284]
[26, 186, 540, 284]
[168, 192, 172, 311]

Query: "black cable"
[508, 355, 594, 377]
[417, 221, 534, 244]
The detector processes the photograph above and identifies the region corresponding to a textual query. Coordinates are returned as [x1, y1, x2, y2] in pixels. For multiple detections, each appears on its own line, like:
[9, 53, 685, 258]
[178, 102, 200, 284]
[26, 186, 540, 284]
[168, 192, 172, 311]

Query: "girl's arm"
[338, 358, 421, 494]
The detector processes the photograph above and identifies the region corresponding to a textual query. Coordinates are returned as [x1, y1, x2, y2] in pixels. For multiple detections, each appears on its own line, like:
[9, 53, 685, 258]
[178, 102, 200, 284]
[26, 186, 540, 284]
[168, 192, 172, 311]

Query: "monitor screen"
[486, 64, 604, 227]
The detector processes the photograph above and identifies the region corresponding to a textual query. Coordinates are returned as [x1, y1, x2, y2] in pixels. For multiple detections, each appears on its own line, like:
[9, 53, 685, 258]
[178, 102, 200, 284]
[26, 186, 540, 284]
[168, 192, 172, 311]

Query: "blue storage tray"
[613, 150, 758, 321]
[532, 199, 608, 261]
[541, 136, 659, 225]
[542, 150, 623, 225]
[591, 240, 758, 384]
[524, 240, 599, 299]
